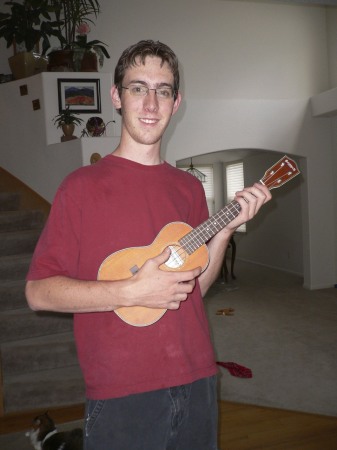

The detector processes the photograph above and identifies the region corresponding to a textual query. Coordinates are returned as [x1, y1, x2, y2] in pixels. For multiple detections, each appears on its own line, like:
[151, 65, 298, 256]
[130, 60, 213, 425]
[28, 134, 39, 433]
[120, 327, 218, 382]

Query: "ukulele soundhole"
[165, 245, 186, 269]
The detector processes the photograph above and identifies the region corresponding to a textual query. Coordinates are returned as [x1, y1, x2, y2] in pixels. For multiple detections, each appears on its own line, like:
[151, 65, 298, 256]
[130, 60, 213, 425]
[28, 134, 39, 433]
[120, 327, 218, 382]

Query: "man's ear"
[111, 85, 121, 110]
[172, 91, 182, 116]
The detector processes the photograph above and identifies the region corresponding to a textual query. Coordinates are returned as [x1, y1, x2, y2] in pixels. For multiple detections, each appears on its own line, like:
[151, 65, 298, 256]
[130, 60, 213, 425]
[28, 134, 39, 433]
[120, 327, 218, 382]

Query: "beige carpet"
[206, 260, 337, 417]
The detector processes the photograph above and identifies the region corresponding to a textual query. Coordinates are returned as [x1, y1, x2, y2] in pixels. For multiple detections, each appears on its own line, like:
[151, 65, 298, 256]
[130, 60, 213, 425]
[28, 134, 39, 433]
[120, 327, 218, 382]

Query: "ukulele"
[98, 155, 300, 327]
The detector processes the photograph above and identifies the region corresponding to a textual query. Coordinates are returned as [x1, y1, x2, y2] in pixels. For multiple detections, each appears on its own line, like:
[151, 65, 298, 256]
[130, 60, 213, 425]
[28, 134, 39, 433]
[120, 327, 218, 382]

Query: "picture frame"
[57, 78, 101, 114]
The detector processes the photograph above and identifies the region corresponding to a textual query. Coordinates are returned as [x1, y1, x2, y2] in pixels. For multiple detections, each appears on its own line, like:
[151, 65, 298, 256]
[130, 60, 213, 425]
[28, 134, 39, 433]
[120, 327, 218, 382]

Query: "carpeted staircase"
[0, 188, 85, 415]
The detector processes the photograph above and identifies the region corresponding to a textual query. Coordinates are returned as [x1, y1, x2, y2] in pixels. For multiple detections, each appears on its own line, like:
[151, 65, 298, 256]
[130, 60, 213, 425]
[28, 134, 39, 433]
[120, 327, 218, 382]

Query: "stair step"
[0, 187, 76, 415]
[0, 229, 41, 256]
[3, 365, 85, 413]
[0, 308, 73, 342]
[1, 332, 79, 376]
[0, 253, 32, 280]
[0, 210, 44, 232]
[0, 280, 27, 311]
[0, 192, 20, 211]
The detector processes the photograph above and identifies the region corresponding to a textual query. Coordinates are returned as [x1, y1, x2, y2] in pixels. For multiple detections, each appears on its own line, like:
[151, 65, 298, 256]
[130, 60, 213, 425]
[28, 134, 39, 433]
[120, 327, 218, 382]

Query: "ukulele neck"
[178, 155, 301, 256]
[179, 200, 241, 254]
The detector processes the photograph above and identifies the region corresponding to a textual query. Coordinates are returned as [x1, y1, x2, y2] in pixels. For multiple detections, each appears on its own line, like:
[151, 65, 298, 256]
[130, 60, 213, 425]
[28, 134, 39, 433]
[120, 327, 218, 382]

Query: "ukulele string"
[173, 202, 240, 260]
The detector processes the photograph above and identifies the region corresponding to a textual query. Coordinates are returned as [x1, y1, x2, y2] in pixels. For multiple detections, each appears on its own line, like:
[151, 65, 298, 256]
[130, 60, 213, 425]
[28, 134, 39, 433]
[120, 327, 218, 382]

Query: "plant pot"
[61, 123, 77, 142]
[48, 49, 74, 72]
[48, 49, 98, 72]
[8, 52, 36, 80]
[33, 52, 48, 74]
[80, 51, 98, 72]
[73, 49, 98, 72]
[8, 52, 48, 80]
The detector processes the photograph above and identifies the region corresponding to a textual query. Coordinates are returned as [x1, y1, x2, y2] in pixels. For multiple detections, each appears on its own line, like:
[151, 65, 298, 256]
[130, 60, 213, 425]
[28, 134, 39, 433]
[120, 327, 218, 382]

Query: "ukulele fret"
[179, 200, 242, 254]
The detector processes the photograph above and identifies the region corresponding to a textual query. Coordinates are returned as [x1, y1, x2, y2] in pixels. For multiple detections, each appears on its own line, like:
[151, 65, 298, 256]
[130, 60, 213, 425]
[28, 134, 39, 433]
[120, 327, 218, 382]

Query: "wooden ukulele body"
[98, 222, 210, 326]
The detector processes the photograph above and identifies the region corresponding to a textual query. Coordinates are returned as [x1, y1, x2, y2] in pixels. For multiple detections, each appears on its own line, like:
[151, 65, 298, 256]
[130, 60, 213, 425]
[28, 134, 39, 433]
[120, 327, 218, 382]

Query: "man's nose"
[143, 90, 159, 110]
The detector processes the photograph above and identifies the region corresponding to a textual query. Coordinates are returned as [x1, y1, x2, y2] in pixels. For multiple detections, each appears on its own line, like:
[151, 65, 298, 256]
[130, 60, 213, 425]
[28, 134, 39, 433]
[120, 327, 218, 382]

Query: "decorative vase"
[48, 48, 98, 72]
[73, 49, 98, 72]
[80, 51, 98, 72]
[8, 52, 36, 80]
[48, 50, 74, 72]
[33, 52, 48, 74]
[61, 123, 76, 142]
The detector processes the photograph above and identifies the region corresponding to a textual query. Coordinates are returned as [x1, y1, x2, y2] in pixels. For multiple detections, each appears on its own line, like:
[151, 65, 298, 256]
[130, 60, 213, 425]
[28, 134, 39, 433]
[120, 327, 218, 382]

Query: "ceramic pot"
[48, 49, 98, 72]
[48, 50, 74, 72]
[8, 52, 35, 80]
[61, 123, 77, 142]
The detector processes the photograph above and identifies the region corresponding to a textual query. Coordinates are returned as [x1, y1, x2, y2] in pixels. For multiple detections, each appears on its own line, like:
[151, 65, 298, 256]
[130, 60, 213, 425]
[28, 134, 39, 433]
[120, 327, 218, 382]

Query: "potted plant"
[71, 22, 110, 71]
[48, 0, 110, 72]
[53, 106, 84, 141]
[0, 0, 65, 79]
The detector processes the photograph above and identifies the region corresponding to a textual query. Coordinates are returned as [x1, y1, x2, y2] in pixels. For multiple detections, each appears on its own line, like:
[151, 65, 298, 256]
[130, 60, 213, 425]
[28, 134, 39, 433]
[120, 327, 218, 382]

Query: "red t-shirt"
[27, 155, 217, 399]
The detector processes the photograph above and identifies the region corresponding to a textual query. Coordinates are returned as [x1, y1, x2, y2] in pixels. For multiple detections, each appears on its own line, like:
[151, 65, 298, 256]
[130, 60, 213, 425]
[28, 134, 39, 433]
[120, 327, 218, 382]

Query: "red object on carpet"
[216, 361, 253, 378]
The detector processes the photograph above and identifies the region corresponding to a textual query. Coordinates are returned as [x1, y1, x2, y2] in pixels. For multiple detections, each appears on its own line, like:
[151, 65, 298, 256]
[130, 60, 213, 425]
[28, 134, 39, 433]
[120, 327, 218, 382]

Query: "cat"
[26, 411, 83, 450]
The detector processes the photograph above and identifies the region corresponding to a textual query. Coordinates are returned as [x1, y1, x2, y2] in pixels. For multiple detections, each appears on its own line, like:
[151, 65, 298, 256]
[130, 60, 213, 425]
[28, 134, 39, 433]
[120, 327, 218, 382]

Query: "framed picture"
[57, 78, 101, 114]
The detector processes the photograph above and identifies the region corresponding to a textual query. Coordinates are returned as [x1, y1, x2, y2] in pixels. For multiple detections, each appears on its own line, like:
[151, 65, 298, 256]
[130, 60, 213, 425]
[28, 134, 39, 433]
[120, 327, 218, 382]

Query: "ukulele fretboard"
[179, 200, 241, 254]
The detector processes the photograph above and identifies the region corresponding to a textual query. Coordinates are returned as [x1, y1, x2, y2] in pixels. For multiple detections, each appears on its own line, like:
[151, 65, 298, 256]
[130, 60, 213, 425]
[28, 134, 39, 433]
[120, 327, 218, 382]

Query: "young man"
[26, 40, 271, 449]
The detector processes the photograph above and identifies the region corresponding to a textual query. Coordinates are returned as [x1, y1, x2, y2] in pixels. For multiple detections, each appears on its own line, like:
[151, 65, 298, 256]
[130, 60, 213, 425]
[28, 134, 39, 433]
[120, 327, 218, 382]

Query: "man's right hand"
[123, 247, 202, 310]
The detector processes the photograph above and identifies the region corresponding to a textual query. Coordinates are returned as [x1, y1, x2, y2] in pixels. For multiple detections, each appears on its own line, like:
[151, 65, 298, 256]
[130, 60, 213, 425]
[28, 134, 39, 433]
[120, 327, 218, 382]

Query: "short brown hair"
[114, 40, 180, 100]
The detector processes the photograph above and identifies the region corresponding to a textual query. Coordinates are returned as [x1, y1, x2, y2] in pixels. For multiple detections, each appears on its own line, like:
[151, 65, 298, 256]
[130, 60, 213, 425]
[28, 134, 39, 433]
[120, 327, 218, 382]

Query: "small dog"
[26, 411, 83, 450]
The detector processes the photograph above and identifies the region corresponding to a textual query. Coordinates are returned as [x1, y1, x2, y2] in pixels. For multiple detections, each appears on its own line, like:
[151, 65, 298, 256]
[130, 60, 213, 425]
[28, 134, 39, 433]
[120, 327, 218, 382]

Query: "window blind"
[226, 162, 246, 232]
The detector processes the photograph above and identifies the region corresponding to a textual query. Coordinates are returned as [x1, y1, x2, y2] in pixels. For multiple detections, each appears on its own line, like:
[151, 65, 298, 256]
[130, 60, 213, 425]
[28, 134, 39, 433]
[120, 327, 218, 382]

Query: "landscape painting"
[57, 78, 101, 113]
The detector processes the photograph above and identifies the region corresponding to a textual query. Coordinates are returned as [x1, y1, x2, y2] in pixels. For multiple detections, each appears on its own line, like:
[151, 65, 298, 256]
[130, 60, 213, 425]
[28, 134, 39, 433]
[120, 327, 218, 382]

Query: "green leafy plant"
[53, 106, 84, 128]
[0, 0, 65, 55]
[49, 0, 110, 67]
[71, 22, 109, 67]
[51, 0, 100, 46]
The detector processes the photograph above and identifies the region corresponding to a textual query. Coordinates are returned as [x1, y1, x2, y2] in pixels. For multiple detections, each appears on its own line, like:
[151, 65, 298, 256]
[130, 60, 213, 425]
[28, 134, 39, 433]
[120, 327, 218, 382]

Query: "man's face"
[111, 56, 181, 148]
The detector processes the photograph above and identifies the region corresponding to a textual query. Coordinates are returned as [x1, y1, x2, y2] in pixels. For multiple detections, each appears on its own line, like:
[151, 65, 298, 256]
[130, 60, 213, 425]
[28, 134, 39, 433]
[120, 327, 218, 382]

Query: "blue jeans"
[84, 376, 218, 450]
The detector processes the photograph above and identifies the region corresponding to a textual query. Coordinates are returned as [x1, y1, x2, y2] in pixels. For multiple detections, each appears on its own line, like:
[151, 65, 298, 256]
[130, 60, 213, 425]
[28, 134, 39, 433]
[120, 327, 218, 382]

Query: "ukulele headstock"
[261, 155, 300, 190]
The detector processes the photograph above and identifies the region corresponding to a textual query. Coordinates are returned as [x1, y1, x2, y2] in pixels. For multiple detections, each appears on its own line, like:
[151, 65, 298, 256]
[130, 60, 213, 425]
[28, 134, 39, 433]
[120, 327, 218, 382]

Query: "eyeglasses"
[122, 84, 175, 99]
